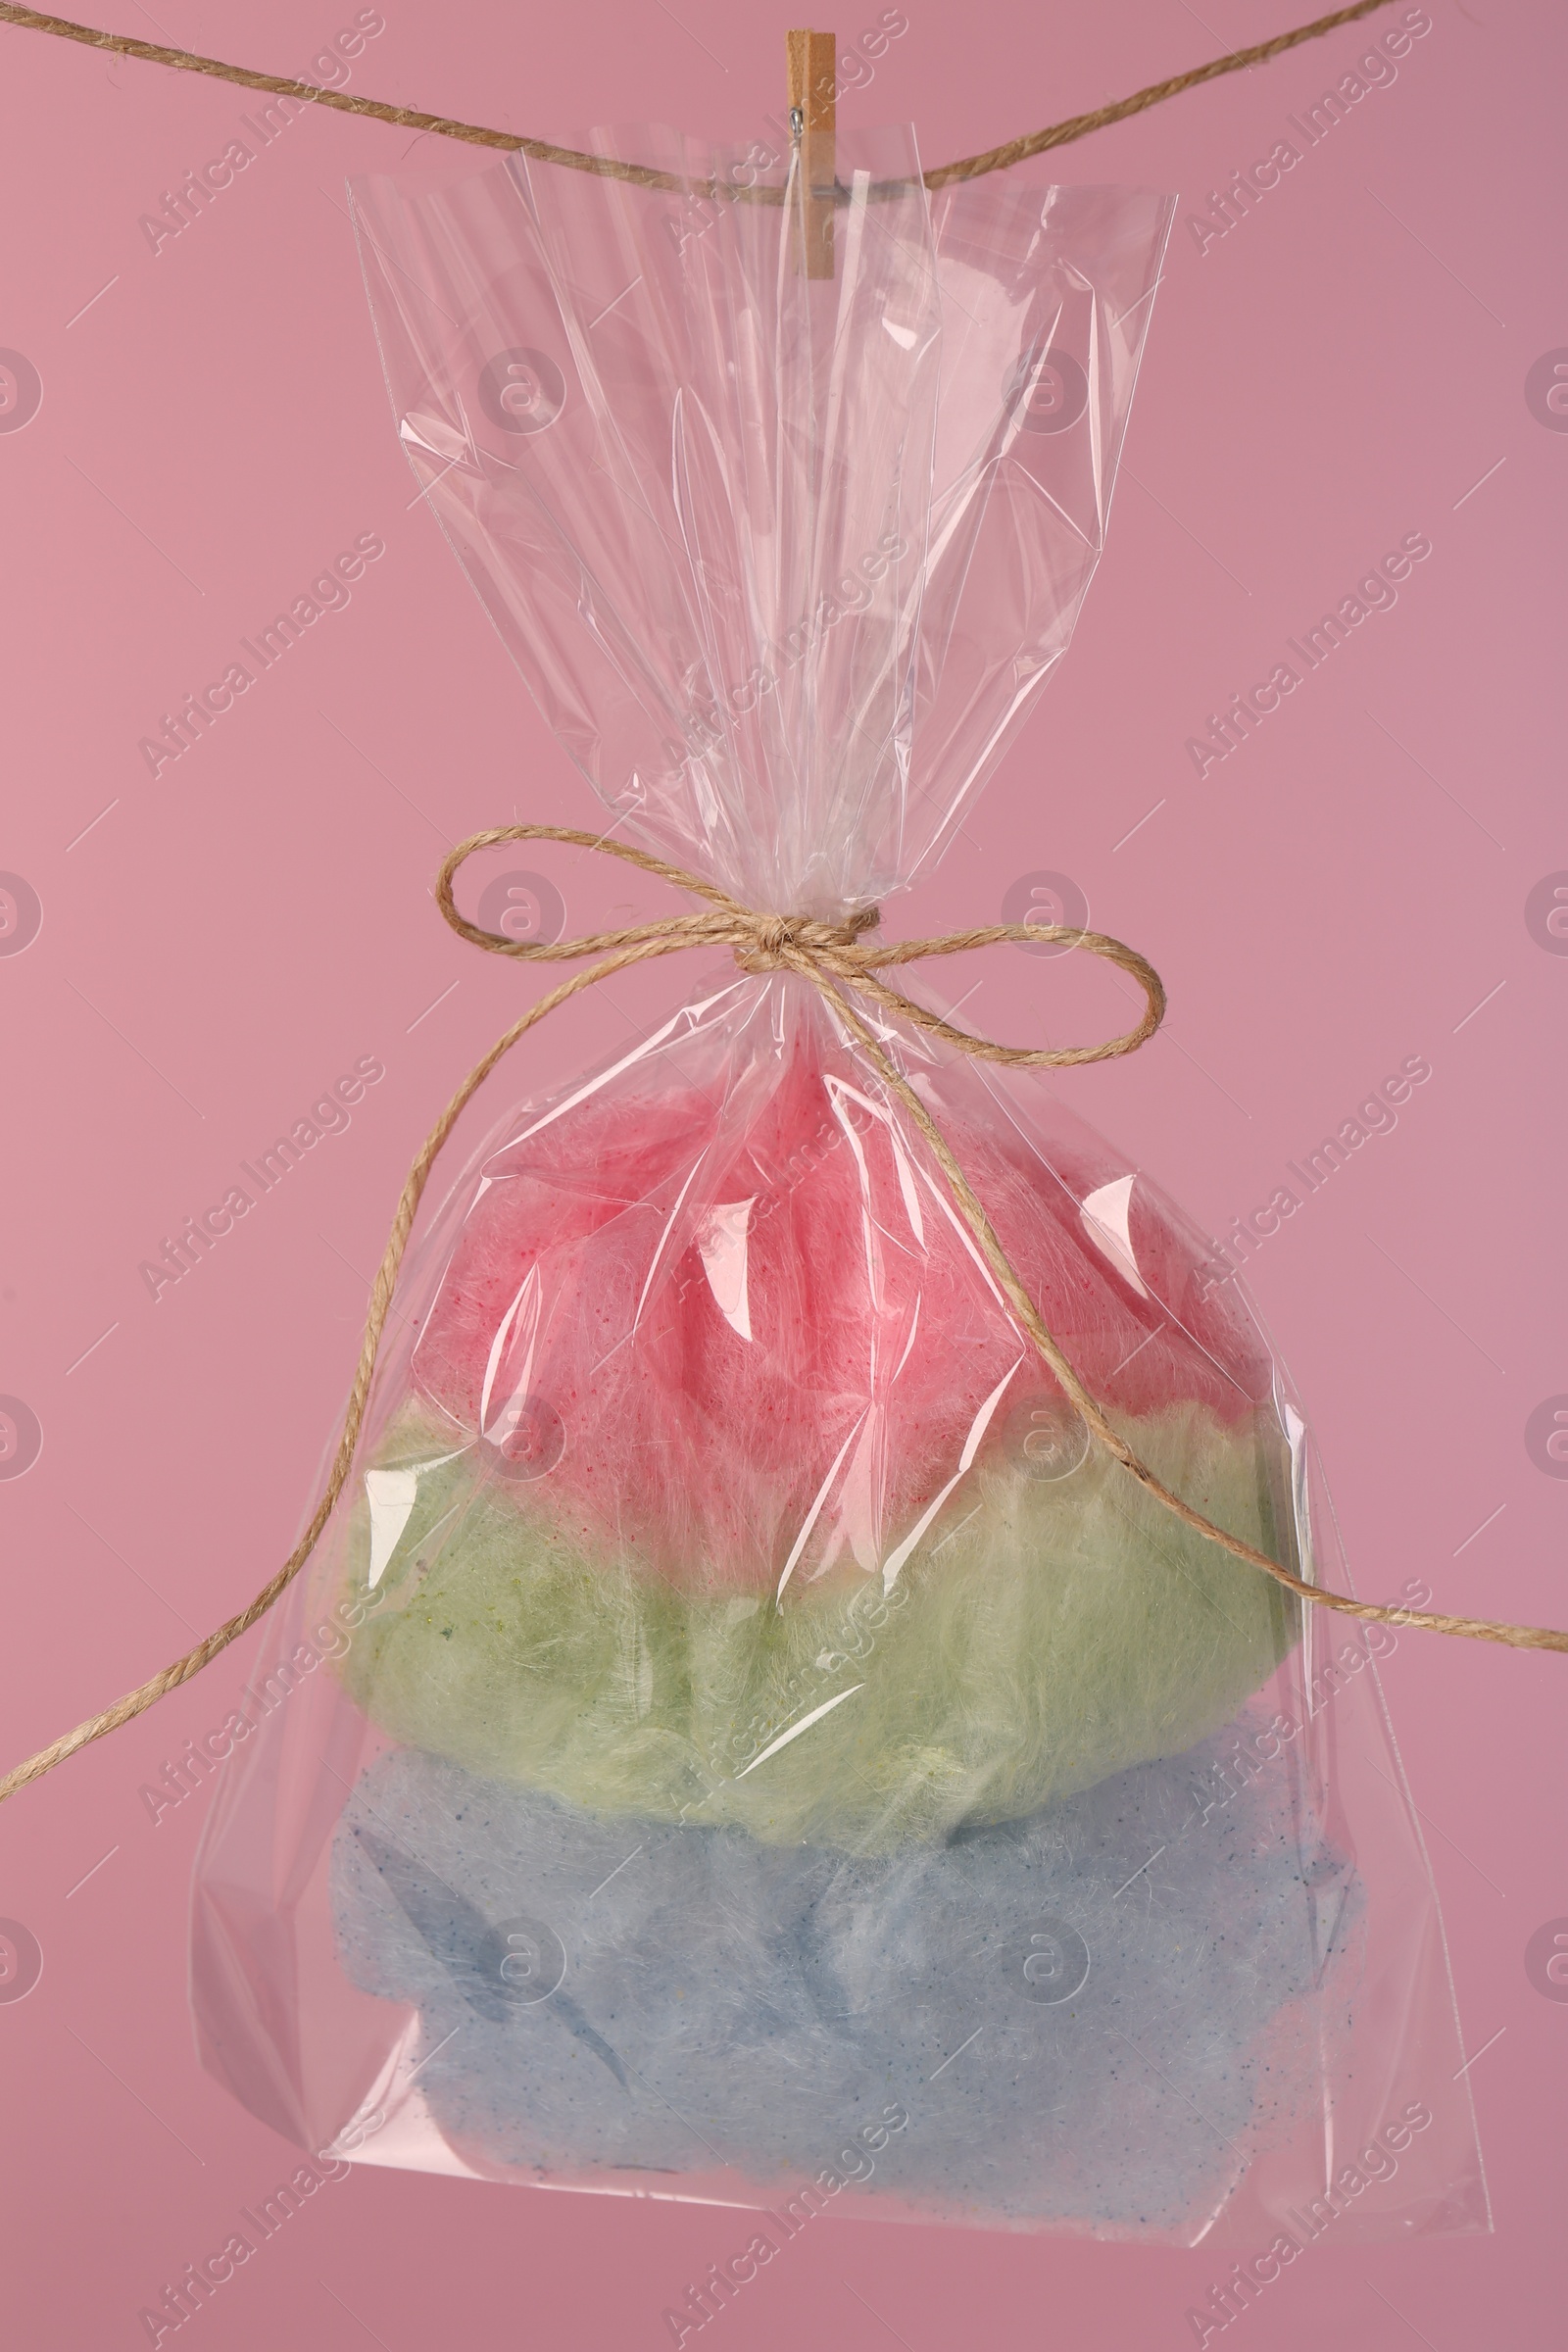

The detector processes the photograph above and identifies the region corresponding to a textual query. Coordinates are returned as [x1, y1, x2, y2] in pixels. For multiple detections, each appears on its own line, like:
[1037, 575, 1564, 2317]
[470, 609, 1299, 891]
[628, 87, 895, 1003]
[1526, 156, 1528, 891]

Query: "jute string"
[4, 827, 1562, 1806]
[0, 0, 1399, 191]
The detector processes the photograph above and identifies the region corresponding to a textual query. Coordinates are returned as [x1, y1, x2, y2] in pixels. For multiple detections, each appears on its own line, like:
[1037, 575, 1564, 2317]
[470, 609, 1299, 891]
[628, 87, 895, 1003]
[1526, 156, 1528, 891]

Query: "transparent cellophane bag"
[192, 125, 1487, 2243]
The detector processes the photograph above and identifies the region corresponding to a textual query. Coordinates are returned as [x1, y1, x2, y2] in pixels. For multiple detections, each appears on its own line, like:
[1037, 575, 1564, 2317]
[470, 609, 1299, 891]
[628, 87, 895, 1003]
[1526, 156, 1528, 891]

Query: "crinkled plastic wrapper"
[192, 124, 1488, 2246]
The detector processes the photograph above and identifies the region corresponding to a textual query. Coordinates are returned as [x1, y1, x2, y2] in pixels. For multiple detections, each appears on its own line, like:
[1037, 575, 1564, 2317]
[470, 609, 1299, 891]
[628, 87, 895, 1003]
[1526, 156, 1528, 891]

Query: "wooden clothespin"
[786, 28, 836, 278]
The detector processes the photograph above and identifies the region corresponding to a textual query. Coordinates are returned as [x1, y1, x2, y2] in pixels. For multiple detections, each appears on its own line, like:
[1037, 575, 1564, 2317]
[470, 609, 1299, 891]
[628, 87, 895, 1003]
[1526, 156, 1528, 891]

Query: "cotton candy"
[339, 1396, 1296, 1851]
[401, 1039, 1282, 1594]
[335, 1024, 1300, 1849]
[331, 1733, 1359, 2230]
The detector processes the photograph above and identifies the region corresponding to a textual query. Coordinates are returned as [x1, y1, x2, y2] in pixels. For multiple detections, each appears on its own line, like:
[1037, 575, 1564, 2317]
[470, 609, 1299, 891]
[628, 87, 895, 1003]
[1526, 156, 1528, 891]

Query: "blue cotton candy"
[330, 1727, 1360, 2232]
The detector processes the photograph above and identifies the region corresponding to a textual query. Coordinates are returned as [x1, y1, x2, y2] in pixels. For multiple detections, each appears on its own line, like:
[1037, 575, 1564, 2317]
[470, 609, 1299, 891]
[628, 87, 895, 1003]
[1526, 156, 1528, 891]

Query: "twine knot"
[736, 904, 881, 972]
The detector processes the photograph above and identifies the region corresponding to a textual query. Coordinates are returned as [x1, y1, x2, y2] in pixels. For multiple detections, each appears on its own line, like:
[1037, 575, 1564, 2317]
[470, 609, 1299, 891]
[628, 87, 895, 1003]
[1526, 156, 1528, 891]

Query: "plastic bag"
[192, 123, 1488, 2245]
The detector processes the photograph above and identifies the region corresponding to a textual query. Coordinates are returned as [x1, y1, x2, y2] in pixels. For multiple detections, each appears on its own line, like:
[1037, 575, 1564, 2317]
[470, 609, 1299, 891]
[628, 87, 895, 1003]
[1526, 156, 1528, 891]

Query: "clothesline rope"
[0, 0, 1399, 191]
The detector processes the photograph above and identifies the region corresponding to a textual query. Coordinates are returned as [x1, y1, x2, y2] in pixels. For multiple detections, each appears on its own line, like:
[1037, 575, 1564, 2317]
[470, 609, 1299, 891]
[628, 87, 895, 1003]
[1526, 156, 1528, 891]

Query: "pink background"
[1, 0, 1564, 2344]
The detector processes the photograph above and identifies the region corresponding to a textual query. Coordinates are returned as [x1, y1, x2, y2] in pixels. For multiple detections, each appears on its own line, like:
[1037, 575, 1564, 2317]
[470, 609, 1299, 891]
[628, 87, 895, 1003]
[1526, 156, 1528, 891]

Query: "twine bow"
[2, 825, 1561, 1806]
[434, 825, 1168, 1066]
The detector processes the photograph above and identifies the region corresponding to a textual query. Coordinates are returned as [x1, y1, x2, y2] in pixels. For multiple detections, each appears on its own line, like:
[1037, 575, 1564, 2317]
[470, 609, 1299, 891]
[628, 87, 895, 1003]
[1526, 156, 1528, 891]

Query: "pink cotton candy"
[407, 1022, 1266, 1592]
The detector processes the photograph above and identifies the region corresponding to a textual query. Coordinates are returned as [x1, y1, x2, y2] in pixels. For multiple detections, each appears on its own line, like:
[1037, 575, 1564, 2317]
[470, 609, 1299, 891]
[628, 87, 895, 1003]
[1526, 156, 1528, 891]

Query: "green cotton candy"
[335, 1404, 1300, 1853]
